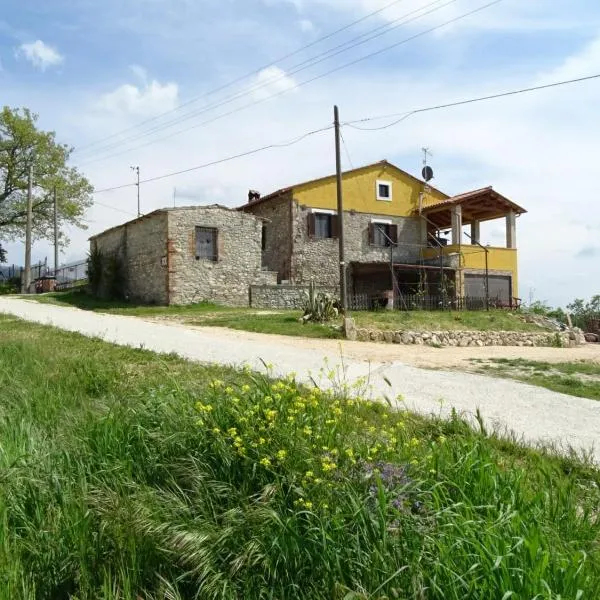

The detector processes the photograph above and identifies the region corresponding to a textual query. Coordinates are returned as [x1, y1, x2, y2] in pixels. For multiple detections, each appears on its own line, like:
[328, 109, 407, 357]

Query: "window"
[195, 226, 218, 261]
[369, 222, 398, 247]
[376, 180, 392, 201]
[308, 211, 338, 239]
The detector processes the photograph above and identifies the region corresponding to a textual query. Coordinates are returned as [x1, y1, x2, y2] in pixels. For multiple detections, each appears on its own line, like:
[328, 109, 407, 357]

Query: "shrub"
[302, 281, 339, 323]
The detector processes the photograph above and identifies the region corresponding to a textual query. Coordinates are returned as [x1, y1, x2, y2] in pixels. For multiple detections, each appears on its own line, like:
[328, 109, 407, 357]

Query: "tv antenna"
[421, 148, 434, 182]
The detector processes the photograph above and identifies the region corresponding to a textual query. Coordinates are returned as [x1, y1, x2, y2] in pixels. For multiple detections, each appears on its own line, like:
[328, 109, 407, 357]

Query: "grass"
[29, 290, 342, 339]
[352, 308, 544, 332]
[472, 358, 600, 401]
[30, 290, 544, 337]
[0, 316, 599, 599]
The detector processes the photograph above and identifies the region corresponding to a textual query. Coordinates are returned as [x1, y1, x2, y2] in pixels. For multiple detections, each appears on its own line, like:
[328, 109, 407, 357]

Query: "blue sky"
[2, 0, 600, 306]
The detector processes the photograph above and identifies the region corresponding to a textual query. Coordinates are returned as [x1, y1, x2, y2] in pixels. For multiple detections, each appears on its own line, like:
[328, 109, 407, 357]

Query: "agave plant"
[302, 281, 339, 323]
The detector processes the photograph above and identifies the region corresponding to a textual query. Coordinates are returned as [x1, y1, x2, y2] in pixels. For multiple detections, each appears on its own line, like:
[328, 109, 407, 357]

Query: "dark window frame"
[369, 222, 398, 247]
[308, 212, 339, 240]
[195, 226, 218, 261]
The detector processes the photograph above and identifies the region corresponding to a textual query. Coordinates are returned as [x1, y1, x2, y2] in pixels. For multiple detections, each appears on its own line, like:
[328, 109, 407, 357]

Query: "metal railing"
[348, 293, 513, 312]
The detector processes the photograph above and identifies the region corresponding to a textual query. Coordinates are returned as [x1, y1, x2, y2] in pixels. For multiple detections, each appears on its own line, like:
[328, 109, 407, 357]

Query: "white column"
[451, 205, 462, 245]
[470, 220, 480, 245]
[506, 210, 516, 249]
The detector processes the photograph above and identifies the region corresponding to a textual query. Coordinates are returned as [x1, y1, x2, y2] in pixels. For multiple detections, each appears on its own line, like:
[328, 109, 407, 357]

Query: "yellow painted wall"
[293, 163, 447, 217]
[423, 245, 519, 298]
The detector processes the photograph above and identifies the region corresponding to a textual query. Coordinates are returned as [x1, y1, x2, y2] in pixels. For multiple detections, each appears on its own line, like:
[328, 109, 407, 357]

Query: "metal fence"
[54, 260, 88, 291]
[348, 292, 510, 312]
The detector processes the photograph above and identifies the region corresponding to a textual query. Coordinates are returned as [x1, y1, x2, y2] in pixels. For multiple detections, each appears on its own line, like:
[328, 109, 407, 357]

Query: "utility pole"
[23, 161, 34, 293]
[334, 106, 347, 312]
[131, 165, 140, 216]
[53, 185, 59, 275]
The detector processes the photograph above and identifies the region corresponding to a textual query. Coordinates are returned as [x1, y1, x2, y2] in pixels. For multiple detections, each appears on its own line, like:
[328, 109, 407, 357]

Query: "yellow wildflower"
[260, 457, 272, 468]
[265, 409, 277, 421]
[195, 402, 213, 413]
[209, 380, 224, 389]
[212, 427, 220, 434]
[325, 419, 335, 425]
[227, 427, 238, 437]
[303, 426, 312, 436]
[241, 384, 251, 393]
[305, 470, 314, 479]
[276, 449, 287, 461]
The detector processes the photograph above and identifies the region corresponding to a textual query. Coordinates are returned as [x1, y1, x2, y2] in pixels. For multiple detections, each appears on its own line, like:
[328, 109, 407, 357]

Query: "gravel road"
[1, 297, 599, 463]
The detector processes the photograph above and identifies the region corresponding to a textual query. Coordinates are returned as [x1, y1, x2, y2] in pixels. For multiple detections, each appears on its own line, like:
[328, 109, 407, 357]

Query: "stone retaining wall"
[348, 326, 583, 347]
[250, 284, 338, 310]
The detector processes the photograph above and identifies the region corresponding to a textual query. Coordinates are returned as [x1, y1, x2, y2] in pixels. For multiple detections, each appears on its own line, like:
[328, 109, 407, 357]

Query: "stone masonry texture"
[167, 206, 275, 306]
[91, 212, 168, 304]
[250, 284, 339, 309]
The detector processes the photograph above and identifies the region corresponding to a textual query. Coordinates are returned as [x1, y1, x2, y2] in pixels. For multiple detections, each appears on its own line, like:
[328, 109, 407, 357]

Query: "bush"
[302, 281, 339, 323]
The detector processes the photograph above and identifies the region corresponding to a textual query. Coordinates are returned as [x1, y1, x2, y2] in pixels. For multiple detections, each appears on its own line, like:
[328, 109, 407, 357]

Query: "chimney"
[248, 190, 261, 203]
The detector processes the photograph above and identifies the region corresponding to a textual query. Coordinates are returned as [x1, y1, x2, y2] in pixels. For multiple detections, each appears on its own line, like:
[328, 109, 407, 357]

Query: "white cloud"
[251, 66, 297, 100]
[97, 78, 179, 117]
[299, 19, 315, 33]
[18, 40, 64, 70]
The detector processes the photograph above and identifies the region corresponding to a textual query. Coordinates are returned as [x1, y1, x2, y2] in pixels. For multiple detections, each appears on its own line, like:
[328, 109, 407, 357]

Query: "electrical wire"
[345, 73, 600, 130]
[92, 124, 332, 194]
[76, 0, 459, 163]
[74, 0, 410, 155]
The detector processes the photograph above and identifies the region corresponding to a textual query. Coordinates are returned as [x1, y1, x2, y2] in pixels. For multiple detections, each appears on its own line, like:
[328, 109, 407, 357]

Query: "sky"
[1, 0, 599, 306]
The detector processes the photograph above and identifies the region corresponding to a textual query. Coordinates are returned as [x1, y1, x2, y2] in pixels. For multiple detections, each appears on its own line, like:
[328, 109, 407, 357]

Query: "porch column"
[470, 220, 481, 245]
[451, 205, 462, 245]
[506, 210, 516, 249]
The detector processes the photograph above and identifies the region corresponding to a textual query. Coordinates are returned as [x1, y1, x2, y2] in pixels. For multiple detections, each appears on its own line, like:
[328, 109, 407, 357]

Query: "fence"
[54, 260, 88, 291]
[348, 292, 510, 312]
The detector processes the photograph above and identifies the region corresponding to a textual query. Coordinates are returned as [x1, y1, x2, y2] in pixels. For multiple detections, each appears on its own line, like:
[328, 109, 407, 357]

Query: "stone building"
[89, 205, 276, 306]
[241, 160, 526, 305]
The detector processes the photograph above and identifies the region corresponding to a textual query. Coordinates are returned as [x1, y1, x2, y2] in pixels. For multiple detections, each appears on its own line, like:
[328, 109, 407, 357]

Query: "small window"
[376, 180, 392, 201]
[195, 226, 218, 261]
[261, 224, 267, 251]
[369, 222, 398, 247]
[308, 212, 338, 239]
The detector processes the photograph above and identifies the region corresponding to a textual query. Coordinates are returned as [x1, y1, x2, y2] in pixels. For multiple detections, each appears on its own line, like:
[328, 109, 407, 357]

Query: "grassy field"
[0, 315, 599, 599]
[472, 358, 600, 401]
[30, 290, 543, 335]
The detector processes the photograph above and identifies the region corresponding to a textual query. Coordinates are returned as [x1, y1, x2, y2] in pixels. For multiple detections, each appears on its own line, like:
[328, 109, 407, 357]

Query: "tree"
[0, 106, 93, 244]
[567, 296, 600, 330]
[0, 243, 5, 263]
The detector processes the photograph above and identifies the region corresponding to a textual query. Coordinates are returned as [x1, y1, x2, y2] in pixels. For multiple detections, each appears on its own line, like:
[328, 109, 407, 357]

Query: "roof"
[89, 204, 254, 241]
[420, 186, 527, 229]
[239, 160, 449, 210]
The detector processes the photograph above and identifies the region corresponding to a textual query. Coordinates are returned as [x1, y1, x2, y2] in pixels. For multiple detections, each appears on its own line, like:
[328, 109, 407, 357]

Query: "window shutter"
[331, 214, 340, 238]
[389, 224, 398, 246]
[307, 213, 316, 238]
[368, 223, 375, 246]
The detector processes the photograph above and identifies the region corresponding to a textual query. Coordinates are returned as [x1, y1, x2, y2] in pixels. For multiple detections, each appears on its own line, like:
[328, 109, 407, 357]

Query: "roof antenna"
[419, 147, 434, 214]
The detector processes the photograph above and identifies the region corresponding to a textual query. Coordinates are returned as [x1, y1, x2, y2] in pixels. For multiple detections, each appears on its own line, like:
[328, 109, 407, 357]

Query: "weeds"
[0, 316, 599, 599]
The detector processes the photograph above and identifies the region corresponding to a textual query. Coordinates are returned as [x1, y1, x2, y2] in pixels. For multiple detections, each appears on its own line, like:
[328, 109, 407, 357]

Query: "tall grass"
[0, 316, 599, 599]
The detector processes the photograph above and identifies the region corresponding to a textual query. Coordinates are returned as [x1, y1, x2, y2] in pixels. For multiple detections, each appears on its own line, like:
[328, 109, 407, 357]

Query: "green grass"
[31, 291, 544, 338]
[472, 358, 600, 401]
[353, 308, 543, 332]
[29, 291, 342, 339]
[0, 315, 599, 599]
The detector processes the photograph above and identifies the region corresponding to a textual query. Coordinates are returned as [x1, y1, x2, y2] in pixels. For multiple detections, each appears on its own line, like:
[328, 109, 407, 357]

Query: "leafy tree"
[567, 296, 600, 330]
[0, 243, 5, 263]
[0, 106, 93, 244]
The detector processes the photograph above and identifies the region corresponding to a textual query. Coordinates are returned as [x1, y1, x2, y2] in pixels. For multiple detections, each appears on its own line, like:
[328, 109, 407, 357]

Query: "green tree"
[567, 295, 600, 329]
[0, 243, 5, 263]
[0, 106, 93, 244]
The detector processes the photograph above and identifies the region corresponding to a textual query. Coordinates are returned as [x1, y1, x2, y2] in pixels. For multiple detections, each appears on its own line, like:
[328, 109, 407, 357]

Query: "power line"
[92, 125, 332, 194]
[77, 0, 459, 164]
[74, 0, 409, 155]
[345, 73, 600, 130]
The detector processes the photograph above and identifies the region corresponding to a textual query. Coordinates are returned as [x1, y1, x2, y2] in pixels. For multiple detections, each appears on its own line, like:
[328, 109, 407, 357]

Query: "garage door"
[464, 274, 511, 303]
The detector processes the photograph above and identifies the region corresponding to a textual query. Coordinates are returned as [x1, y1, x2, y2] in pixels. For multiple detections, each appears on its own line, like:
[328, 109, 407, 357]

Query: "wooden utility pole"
[53, 186, 59, 275]
[334, 106, 348, 312]
[23, 162, 34, 293]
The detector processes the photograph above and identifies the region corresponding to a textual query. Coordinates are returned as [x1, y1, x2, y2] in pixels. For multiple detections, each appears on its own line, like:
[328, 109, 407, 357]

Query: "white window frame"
[376, 180, 392, 202]
[371, 218, 393, 225]
[311, 208, 337, 215]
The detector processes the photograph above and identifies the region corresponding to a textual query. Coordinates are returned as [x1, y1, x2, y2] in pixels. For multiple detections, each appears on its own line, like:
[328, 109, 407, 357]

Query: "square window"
[370, 222, 398, 247]
[195, 226, 218, 261]
[376, 180, 392, 201]
[315, 213, 333, 239]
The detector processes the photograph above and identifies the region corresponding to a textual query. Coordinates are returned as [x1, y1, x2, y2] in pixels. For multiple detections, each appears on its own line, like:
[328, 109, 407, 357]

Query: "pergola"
[420, 186, 527, 247]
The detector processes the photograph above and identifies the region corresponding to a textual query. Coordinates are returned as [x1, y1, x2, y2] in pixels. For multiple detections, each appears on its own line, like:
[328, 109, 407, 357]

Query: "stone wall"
[243, 193, 293, 282]
[250, 284, 339, 309]
[348, 326, 577, 348]
[167, 206, 267, 306]
[290, 203, 425, 288]
[90, 212, 168, 304]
